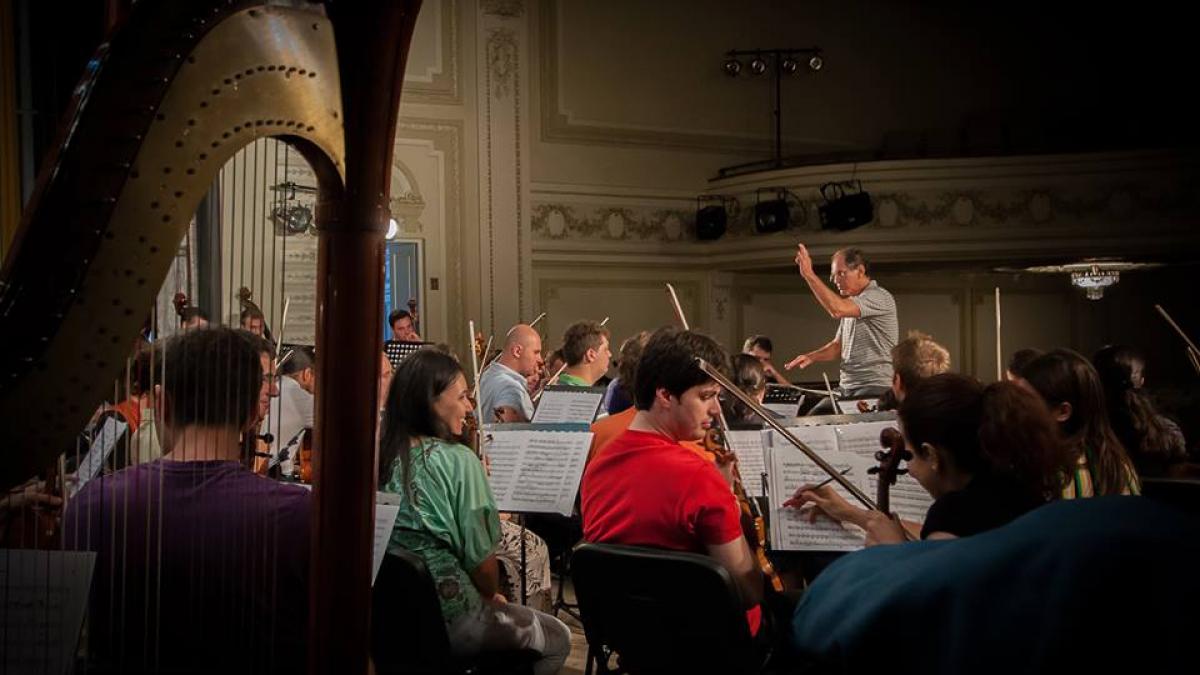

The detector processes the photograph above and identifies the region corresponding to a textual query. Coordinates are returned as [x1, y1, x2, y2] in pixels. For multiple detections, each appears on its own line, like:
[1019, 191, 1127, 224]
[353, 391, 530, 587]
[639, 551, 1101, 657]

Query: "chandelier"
[1010, 259, 1162, 300]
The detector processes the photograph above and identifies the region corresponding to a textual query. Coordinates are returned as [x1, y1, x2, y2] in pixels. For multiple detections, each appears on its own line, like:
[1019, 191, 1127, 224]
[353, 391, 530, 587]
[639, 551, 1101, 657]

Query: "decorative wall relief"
[481, 0, 523, 18]
[487, 28, 518, 99]
[532, 178, 1195, 244]
[531, 203, 694, 242]
[478, 5, 528, 329]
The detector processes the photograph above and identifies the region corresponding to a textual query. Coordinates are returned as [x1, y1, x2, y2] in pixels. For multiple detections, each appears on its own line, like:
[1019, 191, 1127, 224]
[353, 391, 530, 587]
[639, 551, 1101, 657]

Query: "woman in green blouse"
[378, 349, 570, 674]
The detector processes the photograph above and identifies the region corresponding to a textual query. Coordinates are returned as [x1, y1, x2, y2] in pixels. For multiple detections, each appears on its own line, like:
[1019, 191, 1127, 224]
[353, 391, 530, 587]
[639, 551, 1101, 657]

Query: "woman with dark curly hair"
[788, 373, 1074, 544]
[1093, 345, 1187, 477]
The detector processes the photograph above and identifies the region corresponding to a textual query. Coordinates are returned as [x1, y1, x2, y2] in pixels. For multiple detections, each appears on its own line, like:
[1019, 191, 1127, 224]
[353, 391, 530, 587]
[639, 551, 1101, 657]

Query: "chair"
[571, 542, 760, 675]
[371, 548, 538, 674]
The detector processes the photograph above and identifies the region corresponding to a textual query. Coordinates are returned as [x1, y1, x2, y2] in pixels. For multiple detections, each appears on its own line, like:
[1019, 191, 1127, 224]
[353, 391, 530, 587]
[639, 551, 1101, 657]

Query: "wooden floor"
[555, 579, 590, 675]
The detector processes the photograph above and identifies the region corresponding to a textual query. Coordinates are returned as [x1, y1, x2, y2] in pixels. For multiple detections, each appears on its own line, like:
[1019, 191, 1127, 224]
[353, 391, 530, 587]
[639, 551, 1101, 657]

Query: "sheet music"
[0, 550, 96, 675]
[767, 444, 873, 552]
[483, 428, 593, 515]
[372, 502, 401, 585]
[74, 417, 128, 494]
[866, 472, 932, 524]
[763, 401, 801, 418]
[725, 430, 767, 497]
[834, 420, 899, 460]
[770, 424, 840, 458]
[834, 419, 932, 523]
[761, 419, 933, 550]
[531, 386, 605, 424]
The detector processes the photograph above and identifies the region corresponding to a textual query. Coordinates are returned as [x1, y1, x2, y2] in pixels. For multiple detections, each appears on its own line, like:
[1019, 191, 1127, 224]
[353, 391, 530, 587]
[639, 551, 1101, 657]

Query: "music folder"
[482, 422, 593, 516]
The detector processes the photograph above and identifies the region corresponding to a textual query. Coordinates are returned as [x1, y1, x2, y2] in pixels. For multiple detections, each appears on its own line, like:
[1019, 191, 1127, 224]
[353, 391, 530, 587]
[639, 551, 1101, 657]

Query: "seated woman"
[378, 349, 570, 674]
[721, 353, 772, 424]
[1018, 349, 1141, 496]
[787, 373, 1073, 544]
[1093, 344, 1188, 477]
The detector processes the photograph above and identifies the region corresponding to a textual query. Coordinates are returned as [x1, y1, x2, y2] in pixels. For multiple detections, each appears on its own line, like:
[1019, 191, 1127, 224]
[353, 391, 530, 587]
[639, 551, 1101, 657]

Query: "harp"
[0, 1, 422, 670]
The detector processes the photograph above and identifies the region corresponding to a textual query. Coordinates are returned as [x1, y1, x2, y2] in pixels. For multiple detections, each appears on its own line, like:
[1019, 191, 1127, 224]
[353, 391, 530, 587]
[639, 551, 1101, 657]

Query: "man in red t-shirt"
[581, 327, 763, 634]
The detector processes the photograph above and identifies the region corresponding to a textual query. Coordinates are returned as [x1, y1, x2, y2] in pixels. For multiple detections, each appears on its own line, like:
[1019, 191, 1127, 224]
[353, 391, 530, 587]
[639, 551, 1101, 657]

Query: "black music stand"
[383, 340, 431, 367]
[763, 384, 805, 418]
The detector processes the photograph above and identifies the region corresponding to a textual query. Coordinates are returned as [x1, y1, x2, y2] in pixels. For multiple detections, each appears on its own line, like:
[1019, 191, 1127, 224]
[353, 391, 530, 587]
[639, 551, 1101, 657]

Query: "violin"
[2, 463, 64, 549]
[298, 428, 314, 483]
[703, 417, 784, 593]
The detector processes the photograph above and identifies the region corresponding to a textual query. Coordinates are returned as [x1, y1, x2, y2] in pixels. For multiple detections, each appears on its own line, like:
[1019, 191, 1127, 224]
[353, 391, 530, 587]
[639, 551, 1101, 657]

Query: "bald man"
[479, 324, 544, 423]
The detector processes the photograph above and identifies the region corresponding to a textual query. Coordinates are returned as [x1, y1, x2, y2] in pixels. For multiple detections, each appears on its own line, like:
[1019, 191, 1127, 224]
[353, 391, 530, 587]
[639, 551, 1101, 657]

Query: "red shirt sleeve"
[681, 463, 743, 547]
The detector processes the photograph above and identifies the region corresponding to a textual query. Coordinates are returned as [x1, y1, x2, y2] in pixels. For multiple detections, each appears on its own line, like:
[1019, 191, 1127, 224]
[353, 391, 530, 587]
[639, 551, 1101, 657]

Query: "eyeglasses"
[829, 268, 859, 284]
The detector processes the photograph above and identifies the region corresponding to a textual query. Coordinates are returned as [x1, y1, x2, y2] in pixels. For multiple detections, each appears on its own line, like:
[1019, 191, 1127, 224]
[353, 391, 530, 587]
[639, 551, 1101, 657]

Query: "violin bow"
[665, 283, 689, 330]
[698, 357, 880, 511]
[994, 287, 1003, 381]
[1155, 304, 1200, 375]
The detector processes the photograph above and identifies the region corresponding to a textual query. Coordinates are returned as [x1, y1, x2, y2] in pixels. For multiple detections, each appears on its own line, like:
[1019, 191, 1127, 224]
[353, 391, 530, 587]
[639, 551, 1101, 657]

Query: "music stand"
[384, 340, 431, 368]
[762, 384, 805, 418]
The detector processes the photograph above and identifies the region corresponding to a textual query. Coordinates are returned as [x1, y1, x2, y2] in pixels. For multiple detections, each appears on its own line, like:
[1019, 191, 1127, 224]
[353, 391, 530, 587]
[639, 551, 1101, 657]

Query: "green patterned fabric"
[383, 437, 501, 625]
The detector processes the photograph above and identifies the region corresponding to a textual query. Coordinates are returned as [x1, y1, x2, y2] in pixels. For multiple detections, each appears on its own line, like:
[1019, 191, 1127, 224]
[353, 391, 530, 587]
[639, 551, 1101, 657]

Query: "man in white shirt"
[265, 347, 315, 476]
[479, 324, 544, 423]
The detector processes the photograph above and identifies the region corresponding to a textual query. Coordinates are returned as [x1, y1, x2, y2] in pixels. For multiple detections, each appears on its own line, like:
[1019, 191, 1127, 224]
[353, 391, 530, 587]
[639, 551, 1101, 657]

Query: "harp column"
[313, 3, 422, 673]
[475, 0, 532, 335]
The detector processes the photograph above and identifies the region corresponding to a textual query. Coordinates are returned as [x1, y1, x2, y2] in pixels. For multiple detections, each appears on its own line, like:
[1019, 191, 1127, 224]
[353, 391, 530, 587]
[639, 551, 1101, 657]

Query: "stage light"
[818, 182, 873, 231]
[749, 55, 767, 75]
[695, 195, 737, 240]
[754, 188, 792, 234]
[723, 59, 741, 76]
[808, 54, 823, 71]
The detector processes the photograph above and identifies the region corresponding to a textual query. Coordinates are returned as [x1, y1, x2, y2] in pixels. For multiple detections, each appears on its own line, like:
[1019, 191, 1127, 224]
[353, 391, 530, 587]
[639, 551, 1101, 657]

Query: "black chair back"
[571, 542, 757, 674]
[372, 548, 455, 674]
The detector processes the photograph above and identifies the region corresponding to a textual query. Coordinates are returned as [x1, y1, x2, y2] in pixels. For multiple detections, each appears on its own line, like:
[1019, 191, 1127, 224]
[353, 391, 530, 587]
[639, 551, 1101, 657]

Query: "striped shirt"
[835, 280, 899, 391]
[1061, 451, 1141, 499]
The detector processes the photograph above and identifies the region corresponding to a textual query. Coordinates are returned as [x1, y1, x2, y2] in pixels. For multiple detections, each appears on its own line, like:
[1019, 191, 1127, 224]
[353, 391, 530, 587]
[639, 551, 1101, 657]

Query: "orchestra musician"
[266, 347, 316, 477]
[581, 327, 765, 636]
[742, 335, 791, 385]
[1015, 349, 1141, 497]
[556, 320, 612, 387]
[478, 324, 543, 423]
[870, 330, 951, 411]
[722, 353, 774, 424]
[240, 305, 266, 337]
[603, 332, 649, 415]
[787, 373, 1074, 544]
[64, 327, 311, 672]
[1092, 344, 1189, 476]
[378, 349, 570, 674]
[389, 308, 422, 342]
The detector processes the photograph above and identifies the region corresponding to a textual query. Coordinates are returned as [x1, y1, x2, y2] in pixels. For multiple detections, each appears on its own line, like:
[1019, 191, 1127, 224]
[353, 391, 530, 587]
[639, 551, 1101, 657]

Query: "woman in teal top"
[378, 349, 570, 674]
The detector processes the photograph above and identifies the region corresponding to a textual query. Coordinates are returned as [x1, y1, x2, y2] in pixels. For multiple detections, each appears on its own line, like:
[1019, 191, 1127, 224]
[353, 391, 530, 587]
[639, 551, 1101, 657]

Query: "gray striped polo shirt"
[834, 280, 898, 391]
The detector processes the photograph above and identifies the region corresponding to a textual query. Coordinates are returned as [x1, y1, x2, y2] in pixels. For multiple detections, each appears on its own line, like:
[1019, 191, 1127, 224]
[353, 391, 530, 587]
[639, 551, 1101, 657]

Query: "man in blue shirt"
[479, 324, 543, 422]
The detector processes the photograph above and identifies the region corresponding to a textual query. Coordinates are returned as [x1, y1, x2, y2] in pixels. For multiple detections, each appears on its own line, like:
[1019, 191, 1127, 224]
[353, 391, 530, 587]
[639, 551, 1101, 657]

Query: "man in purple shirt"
[65, 327, 310, 673]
